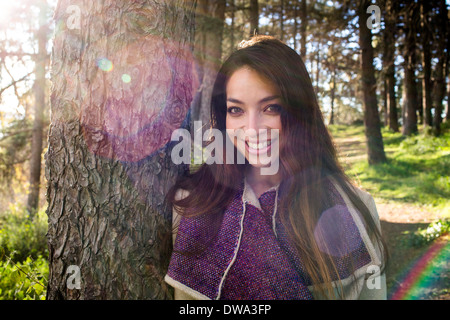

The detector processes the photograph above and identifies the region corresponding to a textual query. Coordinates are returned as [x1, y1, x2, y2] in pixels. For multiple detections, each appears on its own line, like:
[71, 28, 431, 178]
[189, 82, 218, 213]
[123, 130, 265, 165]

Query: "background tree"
[300, 0, 308, 59]
[382, 0, 399, 132]
[401, 1, 419, 136]
[446, 80, 450, 122]
[357, 0, 387, 164]
[249, 0, 259, 36]
[0, 0, 52, 214]
[191, 0, 226, 127]
[420, 0, 433, 133]
[45, 0, 197, 299]
[27, 0, 50, 217]
[432, 0, 448, 136]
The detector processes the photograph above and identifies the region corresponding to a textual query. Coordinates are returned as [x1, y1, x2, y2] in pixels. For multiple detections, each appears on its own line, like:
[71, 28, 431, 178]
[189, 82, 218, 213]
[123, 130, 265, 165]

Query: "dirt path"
[334, 134, 450, 300]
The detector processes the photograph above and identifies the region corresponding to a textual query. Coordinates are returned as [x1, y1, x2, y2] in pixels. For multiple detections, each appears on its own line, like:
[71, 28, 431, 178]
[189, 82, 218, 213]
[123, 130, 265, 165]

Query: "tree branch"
[0, 71, 34, 96]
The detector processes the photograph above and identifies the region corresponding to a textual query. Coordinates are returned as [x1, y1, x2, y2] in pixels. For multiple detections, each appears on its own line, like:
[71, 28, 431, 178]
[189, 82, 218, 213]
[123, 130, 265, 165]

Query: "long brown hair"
[167, 35, 388, 299]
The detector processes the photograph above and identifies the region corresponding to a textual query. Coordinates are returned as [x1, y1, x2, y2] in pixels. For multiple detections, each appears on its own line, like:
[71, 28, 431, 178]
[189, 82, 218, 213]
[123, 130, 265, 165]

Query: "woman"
[164, 35, 388, 300]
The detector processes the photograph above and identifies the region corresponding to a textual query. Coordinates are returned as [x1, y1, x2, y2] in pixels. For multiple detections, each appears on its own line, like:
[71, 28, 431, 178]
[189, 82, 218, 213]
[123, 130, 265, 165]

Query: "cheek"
[225, 117, 241, 148]
[266, 116, 282, 141]
[271, 116, 282, 131]
[270, 116, 283, 149]
[226, 115, 240, 130]
[225, 116, 231, 129]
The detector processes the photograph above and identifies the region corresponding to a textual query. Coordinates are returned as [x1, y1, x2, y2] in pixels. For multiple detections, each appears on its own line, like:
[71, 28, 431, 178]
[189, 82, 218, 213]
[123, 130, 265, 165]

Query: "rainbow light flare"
[389, 236, 449, 300]
[97, 58, 114, 72]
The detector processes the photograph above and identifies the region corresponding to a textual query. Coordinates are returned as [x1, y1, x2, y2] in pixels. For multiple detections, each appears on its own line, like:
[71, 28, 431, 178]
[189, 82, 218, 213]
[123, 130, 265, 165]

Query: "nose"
[245, 110, 262, 132]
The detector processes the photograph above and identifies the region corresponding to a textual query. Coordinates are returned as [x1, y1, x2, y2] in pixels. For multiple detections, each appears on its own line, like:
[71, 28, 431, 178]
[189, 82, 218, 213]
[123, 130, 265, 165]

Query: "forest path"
[333, 132, 450, 300]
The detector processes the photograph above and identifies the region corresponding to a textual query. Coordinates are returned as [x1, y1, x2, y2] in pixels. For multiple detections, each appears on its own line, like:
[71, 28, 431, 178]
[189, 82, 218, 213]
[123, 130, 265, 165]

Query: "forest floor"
[332, 125, 450, 300]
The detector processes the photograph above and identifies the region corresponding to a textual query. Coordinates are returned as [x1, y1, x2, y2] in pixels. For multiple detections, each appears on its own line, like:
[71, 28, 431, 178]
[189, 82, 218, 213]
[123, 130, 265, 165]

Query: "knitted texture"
[219, 190, 313, 299]
[166, 179, 372, 300]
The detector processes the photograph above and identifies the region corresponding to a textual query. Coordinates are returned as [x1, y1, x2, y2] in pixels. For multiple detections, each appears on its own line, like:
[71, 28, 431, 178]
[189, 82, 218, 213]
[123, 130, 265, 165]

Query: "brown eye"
[227, 107, 243, 115]
[264, 104, 282, 113]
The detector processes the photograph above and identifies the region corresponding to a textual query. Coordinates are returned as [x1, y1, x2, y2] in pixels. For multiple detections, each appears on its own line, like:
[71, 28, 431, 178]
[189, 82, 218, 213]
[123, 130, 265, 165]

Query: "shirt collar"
[243, 178, 280, 210]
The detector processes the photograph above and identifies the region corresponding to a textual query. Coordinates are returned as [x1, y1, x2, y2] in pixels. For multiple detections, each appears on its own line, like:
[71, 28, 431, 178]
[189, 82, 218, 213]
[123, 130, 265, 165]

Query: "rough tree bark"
[358, 0, 387, 164]
[46, 0, 197, 299]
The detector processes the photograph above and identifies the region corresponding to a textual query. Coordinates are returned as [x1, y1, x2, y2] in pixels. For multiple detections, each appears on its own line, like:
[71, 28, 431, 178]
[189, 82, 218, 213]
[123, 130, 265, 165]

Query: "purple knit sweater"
[165, 179, 372, 300]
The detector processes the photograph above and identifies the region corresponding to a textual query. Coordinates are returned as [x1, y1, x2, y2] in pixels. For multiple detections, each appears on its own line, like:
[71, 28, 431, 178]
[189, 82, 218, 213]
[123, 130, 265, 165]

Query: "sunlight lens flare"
[389, 238, 450, 300]
[97, 58, 113, 72]
[121, 74, 131, 83]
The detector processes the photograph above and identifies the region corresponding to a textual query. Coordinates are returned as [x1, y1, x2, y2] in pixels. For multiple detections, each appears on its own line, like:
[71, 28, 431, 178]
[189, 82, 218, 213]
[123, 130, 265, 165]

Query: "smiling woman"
[164, 35, 388, 300]
[225, 66, 283, 192]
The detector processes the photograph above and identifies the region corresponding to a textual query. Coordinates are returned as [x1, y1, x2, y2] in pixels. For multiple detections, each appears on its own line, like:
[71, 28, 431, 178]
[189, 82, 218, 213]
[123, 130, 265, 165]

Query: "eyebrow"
[226, 95, 280, 104]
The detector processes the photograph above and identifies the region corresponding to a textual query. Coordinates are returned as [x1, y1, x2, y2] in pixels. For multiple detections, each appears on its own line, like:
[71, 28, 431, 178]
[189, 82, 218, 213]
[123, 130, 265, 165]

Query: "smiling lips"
[245, 139, 274, 154]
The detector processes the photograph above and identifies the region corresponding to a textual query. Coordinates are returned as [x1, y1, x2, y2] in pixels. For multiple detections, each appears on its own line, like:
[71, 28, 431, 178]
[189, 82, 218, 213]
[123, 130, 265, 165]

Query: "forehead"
[226, 67, 280, 98]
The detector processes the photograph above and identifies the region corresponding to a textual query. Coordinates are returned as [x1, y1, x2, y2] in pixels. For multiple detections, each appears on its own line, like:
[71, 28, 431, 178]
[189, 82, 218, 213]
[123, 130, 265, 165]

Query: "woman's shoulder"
[326, 176, 382, 237]
[350, 184, 380, 226]
[330, 177, 379, 217]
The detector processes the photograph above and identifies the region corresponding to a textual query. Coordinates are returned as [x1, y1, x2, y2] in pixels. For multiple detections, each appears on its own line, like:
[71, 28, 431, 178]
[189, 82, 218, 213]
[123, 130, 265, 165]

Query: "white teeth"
[247, 140, 271, 150]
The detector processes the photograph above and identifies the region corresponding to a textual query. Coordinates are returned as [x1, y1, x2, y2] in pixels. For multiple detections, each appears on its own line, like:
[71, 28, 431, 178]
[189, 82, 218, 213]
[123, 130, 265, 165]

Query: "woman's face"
[225, 67, 282, 170]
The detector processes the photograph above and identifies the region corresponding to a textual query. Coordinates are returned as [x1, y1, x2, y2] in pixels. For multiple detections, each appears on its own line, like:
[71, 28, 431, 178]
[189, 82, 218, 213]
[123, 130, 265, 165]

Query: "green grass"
[328, 123, 450, 219]
[0, 204, 48, 262]
[0, 255, 48, 300]
[0, 204, 49, 300]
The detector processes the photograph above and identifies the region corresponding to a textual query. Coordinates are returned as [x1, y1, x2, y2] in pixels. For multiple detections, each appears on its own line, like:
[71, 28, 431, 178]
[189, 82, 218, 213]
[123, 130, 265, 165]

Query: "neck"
[245, 166, 282, 196]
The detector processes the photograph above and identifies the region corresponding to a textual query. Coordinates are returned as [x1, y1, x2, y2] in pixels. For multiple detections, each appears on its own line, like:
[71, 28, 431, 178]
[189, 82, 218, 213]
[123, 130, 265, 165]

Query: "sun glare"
[0, 2, 15, 28]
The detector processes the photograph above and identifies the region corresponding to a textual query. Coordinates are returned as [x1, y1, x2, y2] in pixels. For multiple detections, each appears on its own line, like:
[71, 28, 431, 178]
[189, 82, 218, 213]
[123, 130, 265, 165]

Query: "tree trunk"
[315, 41, 321, 94]
[382, 77, 388, 127]
[329, 68, 336, 125]
[27, 0, 48, 217]
[249, 0, 259, 37]
[402, 4, 419, 136]
[293, 2, 298, 52]
[280, 0, 285, 41]
[432, 0, 448, 136]
[358, 0, 387, 164]
[46, 0, 197, 299]
[446, 80, 450, 122]
[383, 0, 398, 132]
[381, 19, 388, 128]
[421, 0, 433, 133]
[191, 0, 225, 127]
[387, 67, 399, 132]
[384, 0, 399, 132]
[230, 0, 235, 52]
[417, 79, 424, 125]
[300, 0, 307, 59]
